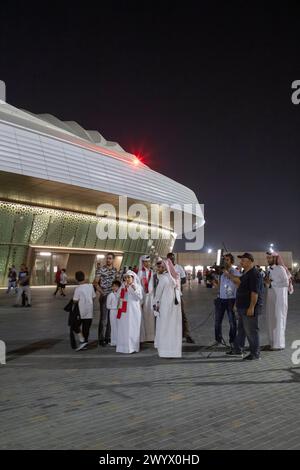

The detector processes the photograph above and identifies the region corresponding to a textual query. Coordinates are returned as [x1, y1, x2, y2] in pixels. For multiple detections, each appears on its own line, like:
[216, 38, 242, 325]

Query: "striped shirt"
[96, 266, 117, 296]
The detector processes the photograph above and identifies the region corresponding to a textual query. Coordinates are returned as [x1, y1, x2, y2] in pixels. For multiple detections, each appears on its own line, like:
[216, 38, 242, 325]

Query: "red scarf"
[117, 287, 128, 319]
[142, 268, 152, 294]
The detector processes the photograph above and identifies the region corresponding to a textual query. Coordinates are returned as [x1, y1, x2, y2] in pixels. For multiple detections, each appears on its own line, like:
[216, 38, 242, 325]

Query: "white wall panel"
[0, 120, 203, 222]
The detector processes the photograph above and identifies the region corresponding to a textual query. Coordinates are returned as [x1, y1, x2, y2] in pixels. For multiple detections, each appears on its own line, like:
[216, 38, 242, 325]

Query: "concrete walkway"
[0, 283, 299, 449]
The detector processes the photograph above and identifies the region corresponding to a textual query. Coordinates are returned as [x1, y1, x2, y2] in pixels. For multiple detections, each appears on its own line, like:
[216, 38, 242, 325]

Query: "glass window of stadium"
[32, 252, 69, 286]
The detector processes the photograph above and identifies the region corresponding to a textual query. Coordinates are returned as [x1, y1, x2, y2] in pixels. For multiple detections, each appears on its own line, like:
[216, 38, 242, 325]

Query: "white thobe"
[138, 268, 155, 342]
[106, 292, 119, 346]
[116, 284, 143, 354]
[154, 272, 182, 358]
[266, 265, 289, 349]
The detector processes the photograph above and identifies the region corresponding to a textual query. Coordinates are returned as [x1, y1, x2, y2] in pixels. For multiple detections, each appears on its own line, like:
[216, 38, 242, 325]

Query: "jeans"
[98, 294, 111, 343]
[16, 285, 31, 305]
[7, 280, 17, 293]
[234, 308, 261, 358]
[214, 298, 237, 344]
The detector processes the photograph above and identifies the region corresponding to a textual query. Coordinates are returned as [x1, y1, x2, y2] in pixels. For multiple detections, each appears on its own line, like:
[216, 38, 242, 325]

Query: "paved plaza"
[0, 283, 299, 450]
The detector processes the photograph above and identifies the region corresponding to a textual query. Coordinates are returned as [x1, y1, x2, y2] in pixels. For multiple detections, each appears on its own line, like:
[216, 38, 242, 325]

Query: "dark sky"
[1, 1, 300, 258]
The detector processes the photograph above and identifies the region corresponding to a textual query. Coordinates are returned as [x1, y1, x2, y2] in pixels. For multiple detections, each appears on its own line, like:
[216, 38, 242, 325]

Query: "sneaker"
[26, 304, 31, 307]
[76, 342, 88, 351]
[243, 354, 261, 361]
[77, 332, 85, 343]
[226, 349, 243, 357]
[211, 341, 223, 348]
[262, 345, 272, 351]
[186, 336, 195, 344]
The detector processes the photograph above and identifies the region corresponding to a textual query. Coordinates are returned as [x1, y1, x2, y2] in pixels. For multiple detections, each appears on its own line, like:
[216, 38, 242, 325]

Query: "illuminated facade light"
[195, 265, 204, 272]
[185, 265, 193, 272]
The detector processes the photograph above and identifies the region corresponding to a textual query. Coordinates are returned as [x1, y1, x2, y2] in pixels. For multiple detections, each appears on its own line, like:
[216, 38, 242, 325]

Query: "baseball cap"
[237, 252, 254, 262]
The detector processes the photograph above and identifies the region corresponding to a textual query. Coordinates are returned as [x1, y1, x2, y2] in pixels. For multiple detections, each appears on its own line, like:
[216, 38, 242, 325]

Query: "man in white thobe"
[265, 252, 290, 350]
[138, 255, 155, 342]
[167, 253, 195, 343]
[154, 259, 182, 358]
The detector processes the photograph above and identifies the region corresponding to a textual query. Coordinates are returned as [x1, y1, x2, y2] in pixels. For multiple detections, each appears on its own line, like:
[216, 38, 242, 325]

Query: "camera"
[212, 249, 226, 274]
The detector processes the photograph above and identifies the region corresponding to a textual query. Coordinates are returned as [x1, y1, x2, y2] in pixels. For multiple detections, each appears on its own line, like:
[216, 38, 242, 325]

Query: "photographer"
[213, 253, 240, 348]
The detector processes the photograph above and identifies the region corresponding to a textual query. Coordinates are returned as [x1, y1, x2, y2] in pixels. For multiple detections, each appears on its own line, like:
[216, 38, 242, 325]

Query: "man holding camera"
[167, 253, 195, 344]
[225, 253, 264, 360]
[213, 253, 240, 348]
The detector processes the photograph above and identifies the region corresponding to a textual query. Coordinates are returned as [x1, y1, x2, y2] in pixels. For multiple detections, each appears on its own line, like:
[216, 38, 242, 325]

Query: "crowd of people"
[6, 250, 294, 361]
[211, 251, 293, 360]
[68, 252, 194, 357]
[6, 264, 68, 306]
[6, 264, 31, 307]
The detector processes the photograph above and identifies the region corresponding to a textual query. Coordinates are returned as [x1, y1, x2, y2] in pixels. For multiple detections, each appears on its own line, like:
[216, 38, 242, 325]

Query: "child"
[116, 270, 143, 354]
[73, 271, 96, 351]
[106, 280, 121, 346]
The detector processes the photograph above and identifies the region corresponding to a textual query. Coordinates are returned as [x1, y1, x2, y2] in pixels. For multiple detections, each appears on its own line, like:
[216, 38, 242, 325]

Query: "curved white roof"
[0, 99, 203, 223]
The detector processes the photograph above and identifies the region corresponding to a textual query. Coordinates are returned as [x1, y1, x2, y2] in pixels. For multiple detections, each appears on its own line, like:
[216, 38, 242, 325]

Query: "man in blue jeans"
[225, 253, 264, 361]
[213, 253, 241, 348]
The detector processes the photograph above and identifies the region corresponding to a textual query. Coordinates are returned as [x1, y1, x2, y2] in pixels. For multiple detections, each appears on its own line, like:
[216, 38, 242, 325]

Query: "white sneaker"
[77, 332, 85, 343]
[76, 342, 88, 351]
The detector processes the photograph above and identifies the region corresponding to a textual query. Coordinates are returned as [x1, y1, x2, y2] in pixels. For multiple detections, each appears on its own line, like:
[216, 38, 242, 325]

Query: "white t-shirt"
[60, 272, 68, 284]
[175, 264, 186, 279]
[106, 291, 119, 310]
[174, 263, 186, 295]
[73, 284, 96, 319]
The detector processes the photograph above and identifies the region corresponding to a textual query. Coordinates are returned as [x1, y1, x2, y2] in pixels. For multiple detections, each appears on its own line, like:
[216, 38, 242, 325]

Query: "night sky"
[1, 2, 300, 258]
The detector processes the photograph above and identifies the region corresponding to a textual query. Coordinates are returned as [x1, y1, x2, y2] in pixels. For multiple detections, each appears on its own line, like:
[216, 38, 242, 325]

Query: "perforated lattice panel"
[0, 201, 174, 285]
[30, 212, 51, 244]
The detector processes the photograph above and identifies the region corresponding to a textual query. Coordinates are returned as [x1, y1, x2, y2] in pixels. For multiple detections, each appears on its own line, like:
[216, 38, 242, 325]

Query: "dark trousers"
[215, 298, 237, 344]
[81, 319, 92, 342]
[54, 282, 60, 295]
[98, 294, 111, 343]
[181, 297, 191, 338]
[234, 309, 260, 358]
[72, 318, 93, 344]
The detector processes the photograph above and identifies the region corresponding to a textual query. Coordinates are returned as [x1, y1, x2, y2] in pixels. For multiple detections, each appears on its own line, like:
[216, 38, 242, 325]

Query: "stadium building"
[0, 82, 203, 285]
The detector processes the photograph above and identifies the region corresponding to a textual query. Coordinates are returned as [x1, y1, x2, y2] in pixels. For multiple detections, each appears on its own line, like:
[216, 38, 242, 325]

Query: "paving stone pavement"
[0, 282, 299, 450]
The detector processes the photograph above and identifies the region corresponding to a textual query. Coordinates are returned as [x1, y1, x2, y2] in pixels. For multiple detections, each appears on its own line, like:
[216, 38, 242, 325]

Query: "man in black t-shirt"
[224, 253, 263, 360]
